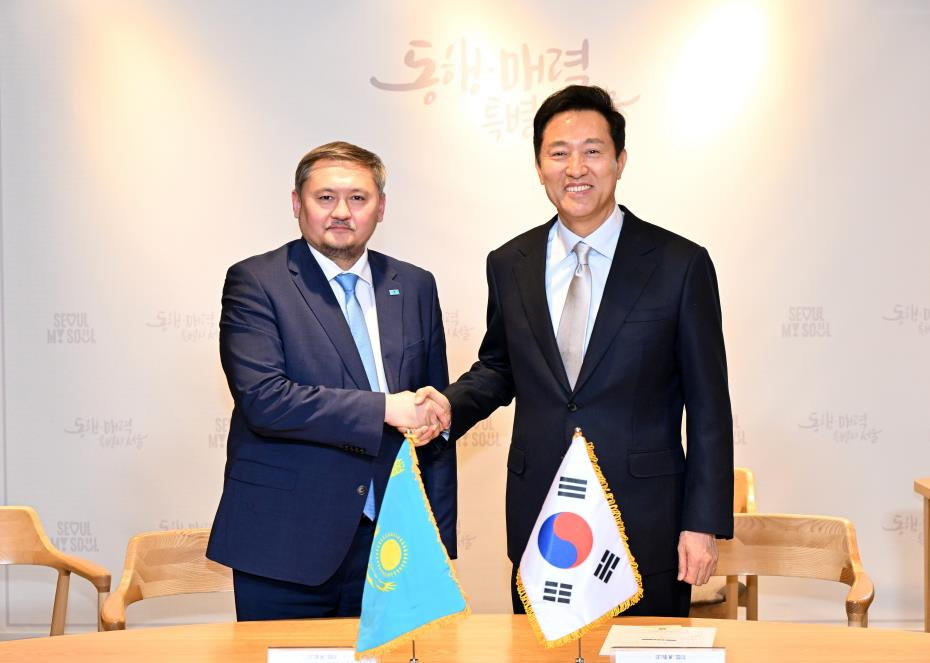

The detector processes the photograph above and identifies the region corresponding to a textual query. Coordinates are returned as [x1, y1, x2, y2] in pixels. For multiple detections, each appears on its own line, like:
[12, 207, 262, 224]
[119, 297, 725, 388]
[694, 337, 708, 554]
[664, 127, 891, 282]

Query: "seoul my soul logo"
[47, 313, 96, 344]
[537, 511, 593, 569]
[781, 306, 832, 338]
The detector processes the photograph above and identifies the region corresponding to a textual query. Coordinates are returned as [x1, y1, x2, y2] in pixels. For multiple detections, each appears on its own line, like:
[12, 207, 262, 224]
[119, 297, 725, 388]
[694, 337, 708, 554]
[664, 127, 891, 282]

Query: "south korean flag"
[517, 428, 642, 648]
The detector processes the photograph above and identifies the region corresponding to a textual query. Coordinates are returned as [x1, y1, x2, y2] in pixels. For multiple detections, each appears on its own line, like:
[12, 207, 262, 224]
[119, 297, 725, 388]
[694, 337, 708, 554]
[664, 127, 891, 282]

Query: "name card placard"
[611, 648, 725, 663]
[267, 647, 378, 663]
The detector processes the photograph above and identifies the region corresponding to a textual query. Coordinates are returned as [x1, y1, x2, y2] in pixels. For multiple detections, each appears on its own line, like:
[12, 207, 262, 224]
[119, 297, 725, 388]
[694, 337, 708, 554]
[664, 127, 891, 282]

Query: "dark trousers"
[511, 564, 692, 617]
[233, 518, 375, 621]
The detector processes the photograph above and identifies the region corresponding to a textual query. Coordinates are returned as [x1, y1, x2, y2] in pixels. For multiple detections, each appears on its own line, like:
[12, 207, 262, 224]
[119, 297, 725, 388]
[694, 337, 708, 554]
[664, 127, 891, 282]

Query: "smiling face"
[535, 109, 627, 237]
[291, 159, 385, 270]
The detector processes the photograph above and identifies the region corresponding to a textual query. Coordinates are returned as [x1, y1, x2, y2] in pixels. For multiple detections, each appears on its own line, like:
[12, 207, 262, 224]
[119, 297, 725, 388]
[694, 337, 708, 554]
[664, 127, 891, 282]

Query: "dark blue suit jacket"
[207, 239, 456, 586]
[445, 208, 732, 580]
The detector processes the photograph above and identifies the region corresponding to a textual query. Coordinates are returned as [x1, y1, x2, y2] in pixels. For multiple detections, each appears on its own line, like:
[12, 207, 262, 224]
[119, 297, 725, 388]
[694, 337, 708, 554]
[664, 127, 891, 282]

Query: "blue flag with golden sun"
[355, 437, 469, 658]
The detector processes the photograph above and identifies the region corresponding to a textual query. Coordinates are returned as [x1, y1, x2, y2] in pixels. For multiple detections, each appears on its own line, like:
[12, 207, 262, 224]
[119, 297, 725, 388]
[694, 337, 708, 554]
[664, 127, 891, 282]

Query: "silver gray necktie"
[556, 242, 592, 389]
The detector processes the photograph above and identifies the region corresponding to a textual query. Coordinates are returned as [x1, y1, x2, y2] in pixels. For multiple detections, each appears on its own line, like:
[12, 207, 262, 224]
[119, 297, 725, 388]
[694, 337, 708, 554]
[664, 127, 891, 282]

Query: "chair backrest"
[0, 506, 60, 567]
[0, 506, 111, 635]
[715, 513, 874, 626]
[101, 528, 232, 630]
[733, 467, 757, 514]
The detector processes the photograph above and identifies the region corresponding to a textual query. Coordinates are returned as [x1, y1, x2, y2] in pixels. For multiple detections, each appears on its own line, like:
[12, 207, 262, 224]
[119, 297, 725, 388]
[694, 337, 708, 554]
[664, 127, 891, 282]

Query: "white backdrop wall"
[1, 0, 928, 635]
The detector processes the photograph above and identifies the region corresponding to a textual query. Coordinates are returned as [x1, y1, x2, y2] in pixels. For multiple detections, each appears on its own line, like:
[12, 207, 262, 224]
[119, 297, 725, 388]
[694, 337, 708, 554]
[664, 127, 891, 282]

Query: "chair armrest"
[55, 551, 111, 593]
[100, 586, 129, 631]
[845, 572, 875, 628]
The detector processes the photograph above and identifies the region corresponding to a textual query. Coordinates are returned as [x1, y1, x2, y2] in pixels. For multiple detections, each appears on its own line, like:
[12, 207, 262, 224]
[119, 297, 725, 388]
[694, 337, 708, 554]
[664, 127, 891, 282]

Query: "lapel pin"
[389, 289, 400, 296]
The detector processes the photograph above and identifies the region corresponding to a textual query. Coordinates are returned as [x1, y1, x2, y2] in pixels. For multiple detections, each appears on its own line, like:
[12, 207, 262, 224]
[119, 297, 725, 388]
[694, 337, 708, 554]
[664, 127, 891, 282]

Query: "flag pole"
[410, 638, 418, 663]
[575, 636, 584, 663]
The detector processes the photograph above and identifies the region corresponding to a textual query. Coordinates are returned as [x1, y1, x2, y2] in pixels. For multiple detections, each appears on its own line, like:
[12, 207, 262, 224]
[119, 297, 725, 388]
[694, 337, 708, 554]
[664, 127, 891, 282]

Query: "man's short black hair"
[533, 85, 625, 163]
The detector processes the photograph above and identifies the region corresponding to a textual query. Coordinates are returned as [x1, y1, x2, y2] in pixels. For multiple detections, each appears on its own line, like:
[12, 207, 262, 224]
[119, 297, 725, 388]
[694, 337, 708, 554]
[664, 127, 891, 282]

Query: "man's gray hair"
[294, 141, 386, 195]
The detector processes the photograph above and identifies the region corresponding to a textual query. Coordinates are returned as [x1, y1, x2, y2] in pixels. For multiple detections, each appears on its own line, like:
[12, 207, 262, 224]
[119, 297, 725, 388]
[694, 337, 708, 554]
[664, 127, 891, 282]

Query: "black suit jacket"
[445, 207, 732, 577]
[207, 240, 456, 586]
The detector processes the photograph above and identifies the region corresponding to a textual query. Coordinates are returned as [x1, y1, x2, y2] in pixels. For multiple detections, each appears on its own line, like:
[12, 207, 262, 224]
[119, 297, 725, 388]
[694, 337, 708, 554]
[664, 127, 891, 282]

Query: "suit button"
[357, 485, 368, 496]
[567, 402, 578, 412]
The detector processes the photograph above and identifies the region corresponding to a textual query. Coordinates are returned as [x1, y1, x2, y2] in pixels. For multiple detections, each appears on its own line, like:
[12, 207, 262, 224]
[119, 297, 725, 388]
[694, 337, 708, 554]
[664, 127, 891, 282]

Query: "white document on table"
[599, 625, 717, 655]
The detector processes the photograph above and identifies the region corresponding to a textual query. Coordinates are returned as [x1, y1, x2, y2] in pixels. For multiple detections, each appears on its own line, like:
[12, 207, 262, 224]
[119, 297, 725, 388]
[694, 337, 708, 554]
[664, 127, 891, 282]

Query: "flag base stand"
[574, 636, 584, 663]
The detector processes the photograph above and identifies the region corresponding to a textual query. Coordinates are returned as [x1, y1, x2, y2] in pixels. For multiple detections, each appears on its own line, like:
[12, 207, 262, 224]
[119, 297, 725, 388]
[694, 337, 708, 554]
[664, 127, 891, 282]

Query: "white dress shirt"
[545, 205, 624, 357]
[307, 243, 388, 393]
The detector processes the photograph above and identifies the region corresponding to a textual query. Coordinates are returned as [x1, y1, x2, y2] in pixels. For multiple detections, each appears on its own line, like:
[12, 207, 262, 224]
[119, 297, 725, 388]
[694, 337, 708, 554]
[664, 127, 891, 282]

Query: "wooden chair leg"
[50, 570, 71, 636]
[97, 591, 108, 631]
[847, 604, 869, 628]
[746, 575, 758, 620]
[724, 576, 739, 619]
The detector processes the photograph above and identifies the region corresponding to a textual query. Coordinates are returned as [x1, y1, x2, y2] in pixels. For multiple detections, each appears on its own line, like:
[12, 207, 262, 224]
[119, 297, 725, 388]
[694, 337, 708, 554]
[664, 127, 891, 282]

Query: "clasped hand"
[383, 387, 451, 446]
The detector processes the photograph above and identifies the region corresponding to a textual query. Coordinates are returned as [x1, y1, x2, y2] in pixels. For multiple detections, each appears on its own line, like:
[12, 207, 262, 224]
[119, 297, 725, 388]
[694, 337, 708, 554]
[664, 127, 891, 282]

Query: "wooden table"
[1, 615, 929, 662]
[915, 477, 930, 632]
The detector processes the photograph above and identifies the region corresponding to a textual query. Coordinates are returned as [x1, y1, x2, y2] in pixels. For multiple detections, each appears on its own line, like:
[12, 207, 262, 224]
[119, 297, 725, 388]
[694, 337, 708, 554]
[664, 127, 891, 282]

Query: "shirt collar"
[306, 242, 372, 285]
[551, 205, 625, 263]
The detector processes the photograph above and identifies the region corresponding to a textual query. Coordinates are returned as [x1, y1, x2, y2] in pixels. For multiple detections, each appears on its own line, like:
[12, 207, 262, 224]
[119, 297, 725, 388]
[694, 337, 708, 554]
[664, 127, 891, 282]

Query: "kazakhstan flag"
[356, 437, 469, 658]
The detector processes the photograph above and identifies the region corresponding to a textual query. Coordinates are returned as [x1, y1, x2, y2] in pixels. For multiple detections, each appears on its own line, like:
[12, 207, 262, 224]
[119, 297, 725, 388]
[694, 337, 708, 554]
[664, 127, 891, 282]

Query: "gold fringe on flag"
[517, 430, 643, 648]
[355, 434, 471, 659]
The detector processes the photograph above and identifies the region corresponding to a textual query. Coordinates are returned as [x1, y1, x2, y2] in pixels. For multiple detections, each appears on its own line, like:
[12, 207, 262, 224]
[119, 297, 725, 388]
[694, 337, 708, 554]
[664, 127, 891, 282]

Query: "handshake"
[384, 387, 451, 446]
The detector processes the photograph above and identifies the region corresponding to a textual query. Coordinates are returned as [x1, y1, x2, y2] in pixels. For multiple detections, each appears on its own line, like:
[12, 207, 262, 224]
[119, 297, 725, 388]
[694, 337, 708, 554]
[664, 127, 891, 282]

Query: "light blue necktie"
[334, 272, 379, 520]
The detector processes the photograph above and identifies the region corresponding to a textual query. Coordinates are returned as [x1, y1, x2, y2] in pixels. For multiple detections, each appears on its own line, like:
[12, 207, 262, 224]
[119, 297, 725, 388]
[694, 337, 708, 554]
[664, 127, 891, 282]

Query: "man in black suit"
[419, 85, 732, 616]
[207, 142, 456, 620]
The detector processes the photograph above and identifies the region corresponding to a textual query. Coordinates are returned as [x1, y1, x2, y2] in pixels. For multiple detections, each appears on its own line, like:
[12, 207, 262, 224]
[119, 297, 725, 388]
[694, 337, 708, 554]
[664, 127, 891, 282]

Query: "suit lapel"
[573, 208, 658, 394]
[513, 219, 572, 393]
[370, 252, 402, 393]
[286, 241, 372, 390]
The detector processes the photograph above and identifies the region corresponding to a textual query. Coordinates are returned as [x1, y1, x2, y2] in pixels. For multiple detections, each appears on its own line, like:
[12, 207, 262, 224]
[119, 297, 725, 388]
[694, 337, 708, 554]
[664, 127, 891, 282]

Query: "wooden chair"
[713, 513, 874, 627]
[690, 467, 758, 619]
[0, 506, 111, 635]
[733, 466, 758, 515]
[100, 528, 232, 630]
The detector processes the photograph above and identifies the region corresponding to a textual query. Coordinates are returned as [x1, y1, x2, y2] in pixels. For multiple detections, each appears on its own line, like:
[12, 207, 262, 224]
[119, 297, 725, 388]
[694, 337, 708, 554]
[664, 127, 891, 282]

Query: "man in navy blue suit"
[207, 141, 456, 620]
[418, 85, 732, 617]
